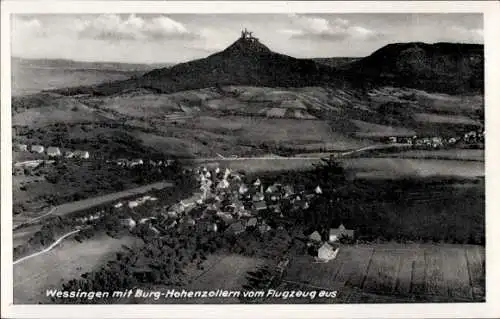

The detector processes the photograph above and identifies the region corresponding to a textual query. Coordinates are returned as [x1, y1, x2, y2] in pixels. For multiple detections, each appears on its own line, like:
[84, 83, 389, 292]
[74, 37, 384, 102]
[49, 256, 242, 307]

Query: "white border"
[1, 1, 500, 318]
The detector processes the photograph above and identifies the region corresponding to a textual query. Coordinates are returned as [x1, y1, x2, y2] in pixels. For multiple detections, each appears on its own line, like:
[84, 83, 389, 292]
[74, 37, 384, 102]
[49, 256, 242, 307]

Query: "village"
[383, 128, 485, 148]
[108, 164, 354, 265]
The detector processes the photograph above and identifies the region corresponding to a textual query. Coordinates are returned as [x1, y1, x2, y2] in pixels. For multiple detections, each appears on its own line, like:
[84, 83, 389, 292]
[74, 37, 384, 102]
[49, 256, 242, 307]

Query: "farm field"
[198, 157, 484, 178]
[343, 158, 484, 179]
[189, 116, 369, 151]
[284, 244, 485, 302]
[13, 234, 143, 304]
[413, 113, 480, 126]
[200, 158, 321, 173]
[13, 224, 42, 247]
[383, 149, 484, 161]
[351, 119, 416, 138]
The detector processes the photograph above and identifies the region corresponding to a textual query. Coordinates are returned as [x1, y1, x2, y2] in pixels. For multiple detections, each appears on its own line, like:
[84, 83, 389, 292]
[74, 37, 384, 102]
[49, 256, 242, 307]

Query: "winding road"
[13, 229, 81, 265]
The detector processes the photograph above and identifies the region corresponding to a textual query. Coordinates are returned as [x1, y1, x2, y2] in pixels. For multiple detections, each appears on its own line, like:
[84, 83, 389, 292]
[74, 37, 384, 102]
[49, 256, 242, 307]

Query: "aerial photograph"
[10, 13, 484, 304]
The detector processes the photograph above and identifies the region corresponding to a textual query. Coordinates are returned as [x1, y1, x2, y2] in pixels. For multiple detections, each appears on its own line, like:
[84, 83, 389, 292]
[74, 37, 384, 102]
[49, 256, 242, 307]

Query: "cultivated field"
[384, 149, 484, 161]
[284, 244, 485, 302]
[343, 158, 484, 179]
[351, 119, 416, 138]
[13, 224, 42, 247]
[13, 235, 143, 304]
[198, 157, 485, 178]
[201, 158, 321, 173]
[413, 113, 480, 126]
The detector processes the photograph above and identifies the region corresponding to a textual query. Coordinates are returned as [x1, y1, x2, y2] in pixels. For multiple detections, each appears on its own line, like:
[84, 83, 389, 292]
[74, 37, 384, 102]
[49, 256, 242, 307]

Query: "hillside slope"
[343, 42, 484, 94]
[50, 35, 341, 96]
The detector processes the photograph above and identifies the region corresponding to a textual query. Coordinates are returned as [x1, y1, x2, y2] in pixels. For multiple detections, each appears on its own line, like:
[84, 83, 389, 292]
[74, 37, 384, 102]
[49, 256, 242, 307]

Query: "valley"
[10, 32, 485, 305]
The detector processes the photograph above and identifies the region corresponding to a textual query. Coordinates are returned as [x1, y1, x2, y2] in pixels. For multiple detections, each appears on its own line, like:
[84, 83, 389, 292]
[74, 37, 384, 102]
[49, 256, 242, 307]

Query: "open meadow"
[284, 244, 485, 302]
[13, 234, 144, 304]
[198, 156, 484, 179]
[383, 149, 484, 161]
[342, 158, 484, 179]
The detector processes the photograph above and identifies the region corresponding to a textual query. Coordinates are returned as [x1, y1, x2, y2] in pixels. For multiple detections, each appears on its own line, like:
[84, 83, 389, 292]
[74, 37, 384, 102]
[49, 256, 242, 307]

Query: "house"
[252, 192, 265, 202]
[388, 136, 397, 143]
[224, 168, 232, 179]
[317, 243, 339, 262]
[266, 184, 280, 194]
[139, 217, 153, 224]
[128, 201, 139, 208]
[130, 159, 144, 167]
[193, 193, 204, 205]
[74, 150, 90, 159]
[283, 185, 294, 198]
[216, 179, 230, 189]
[295, 200, 309, 210]
[64, 151, 75, 158]
[225, 221, 245, 235]
[253, 200, 267, 211]
[246, 217, 258, 228]
[185, 218, 196, 227]
[15, 144, 28, 152]
[167, 211, 178, 219]
[31, 145, 44, 153]
[217, 211, 234, 224]
[308, 231, 322, 242]
[121, 218, 136, 229]
[314, 185, 323, 195]
[114, 202, 123, 209]
[329, 224, 355, 243]
[166, 220, 178, 229]
[46, 147, 62, 157]
[305, 193, 315, 200]
[150, 226, 160, 235]
[448, 137, 457, 144]
[258, 223, 271, 234]
[239, 184, 249, 194]
[253, 178, 262, 187]
[170, 203, 185, 214]
[431, 137, 443, 148]
[207, 222, 218, 232]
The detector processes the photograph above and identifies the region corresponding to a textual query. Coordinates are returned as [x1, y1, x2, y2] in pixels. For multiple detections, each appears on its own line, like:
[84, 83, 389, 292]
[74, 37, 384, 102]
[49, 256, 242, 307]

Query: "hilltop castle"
[240, 28, 258, 42]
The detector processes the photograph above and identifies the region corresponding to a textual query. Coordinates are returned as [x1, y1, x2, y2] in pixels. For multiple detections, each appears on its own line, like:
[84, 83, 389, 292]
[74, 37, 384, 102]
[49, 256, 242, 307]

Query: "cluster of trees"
[259, 159, 485, 245]
[55, 226, 224, 304]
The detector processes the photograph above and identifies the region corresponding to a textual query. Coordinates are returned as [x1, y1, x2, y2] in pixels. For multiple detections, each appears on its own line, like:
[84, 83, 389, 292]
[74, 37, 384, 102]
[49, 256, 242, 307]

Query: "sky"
[11, 13, 483, 64]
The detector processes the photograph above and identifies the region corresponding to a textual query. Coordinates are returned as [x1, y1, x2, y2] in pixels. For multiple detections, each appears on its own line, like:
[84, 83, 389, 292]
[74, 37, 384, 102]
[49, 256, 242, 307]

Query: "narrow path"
[13, 229, 80, 265]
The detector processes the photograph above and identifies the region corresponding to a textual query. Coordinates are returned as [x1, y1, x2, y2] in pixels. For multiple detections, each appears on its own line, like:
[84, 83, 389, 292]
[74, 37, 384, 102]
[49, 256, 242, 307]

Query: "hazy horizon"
[12, 13, 483, 64]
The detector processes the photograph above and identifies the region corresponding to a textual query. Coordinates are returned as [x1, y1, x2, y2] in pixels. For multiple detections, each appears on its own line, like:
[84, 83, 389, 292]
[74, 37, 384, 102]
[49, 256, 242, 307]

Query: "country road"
[192, 143, 410, 162]
[13, 229, 81, 265]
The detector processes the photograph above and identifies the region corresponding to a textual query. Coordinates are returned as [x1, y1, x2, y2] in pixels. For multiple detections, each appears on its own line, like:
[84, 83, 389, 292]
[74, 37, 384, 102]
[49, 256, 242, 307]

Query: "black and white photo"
[1, 1, 499, 318]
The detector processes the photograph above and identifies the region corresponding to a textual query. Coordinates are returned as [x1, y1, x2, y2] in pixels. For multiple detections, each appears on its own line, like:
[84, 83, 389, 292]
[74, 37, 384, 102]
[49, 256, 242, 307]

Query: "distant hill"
[312, 57, 361, 69]
[12, 57, 172, 73]
[11, 57, 174, 96]
[48, 37, 483, 97]
[343, 42, 484, 94]
[51, 34, 341, 96]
